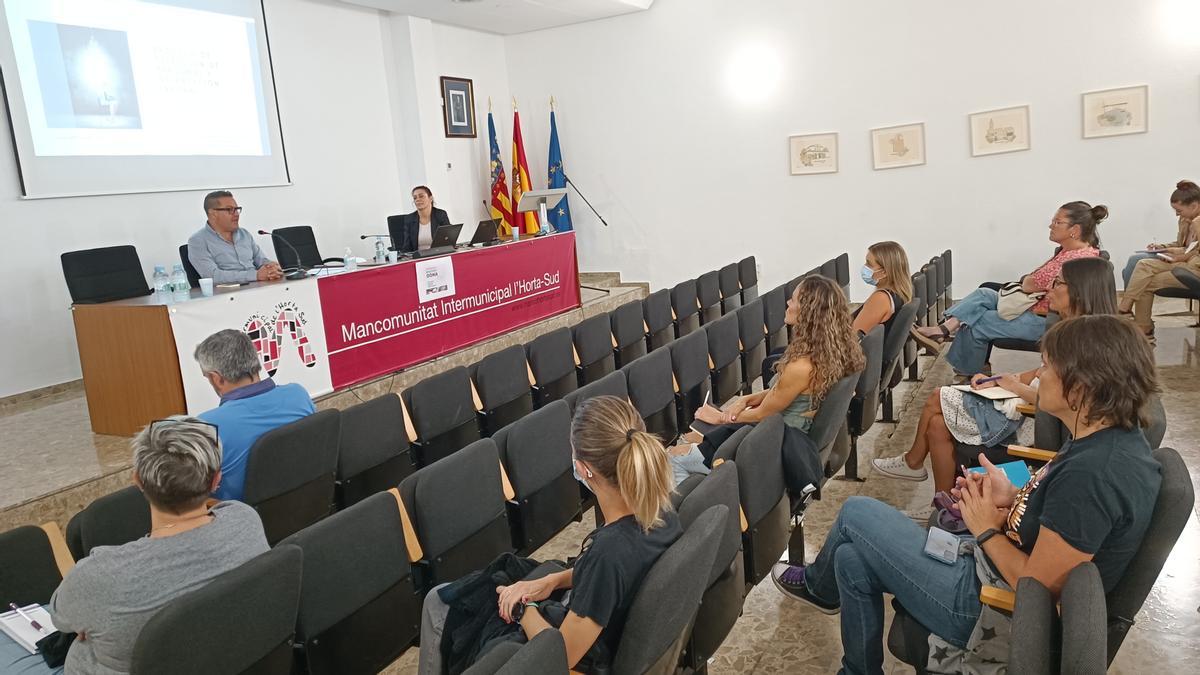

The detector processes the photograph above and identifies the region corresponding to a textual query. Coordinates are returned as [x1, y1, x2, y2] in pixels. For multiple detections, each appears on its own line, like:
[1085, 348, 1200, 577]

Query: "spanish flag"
[511, 110, 539, 235]
[487, 112, 515, 235]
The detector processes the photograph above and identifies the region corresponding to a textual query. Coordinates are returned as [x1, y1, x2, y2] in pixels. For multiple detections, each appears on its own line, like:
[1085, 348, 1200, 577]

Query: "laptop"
[431, 223, 464, 248]
[469, 219, 501, 246]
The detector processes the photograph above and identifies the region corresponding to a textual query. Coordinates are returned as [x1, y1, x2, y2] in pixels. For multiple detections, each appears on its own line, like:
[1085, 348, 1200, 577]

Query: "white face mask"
[573, 458, 593, 491]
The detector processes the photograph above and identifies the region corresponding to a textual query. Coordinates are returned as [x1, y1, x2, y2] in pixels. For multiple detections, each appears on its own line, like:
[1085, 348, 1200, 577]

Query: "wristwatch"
[976, 528, 1003, 546]
[511, 600, 539, 622]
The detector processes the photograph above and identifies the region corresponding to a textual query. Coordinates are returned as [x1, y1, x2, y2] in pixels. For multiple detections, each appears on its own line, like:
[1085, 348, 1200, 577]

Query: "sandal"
[911, 324, 951, 355]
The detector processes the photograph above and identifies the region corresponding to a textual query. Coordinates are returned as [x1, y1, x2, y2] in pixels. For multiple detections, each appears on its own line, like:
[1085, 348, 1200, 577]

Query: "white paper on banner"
[167, 279, 334, 414]
[415, 256, 456, 303]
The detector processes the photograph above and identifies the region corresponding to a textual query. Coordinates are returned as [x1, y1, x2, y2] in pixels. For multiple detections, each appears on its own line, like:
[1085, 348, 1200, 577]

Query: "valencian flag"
[511, 110, 539, 235]
[546, 110, 573, 232]
[487, 112, 515, 235]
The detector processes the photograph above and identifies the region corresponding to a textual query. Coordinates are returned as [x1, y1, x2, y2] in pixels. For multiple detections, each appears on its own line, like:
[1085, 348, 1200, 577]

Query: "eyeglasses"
[209, 206, 243, 215]
[1051, 277, 1067, 288]
[149, 418, 219, 444]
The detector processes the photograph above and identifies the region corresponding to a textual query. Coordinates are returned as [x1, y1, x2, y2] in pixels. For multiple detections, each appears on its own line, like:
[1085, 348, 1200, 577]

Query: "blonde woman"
[852, 241, 913, 336]
[418, 396, 680, 674]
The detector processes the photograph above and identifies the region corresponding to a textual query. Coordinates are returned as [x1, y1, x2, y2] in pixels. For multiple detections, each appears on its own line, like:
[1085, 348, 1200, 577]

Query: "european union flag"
[547, 111, 573, 232]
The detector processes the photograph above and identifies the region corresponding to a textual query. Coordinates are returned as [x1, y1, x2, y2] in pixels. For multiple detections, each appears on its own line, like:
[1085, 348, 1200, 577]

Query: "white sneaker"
[905, 505, 935, 522]
[871, 455, 928, 481]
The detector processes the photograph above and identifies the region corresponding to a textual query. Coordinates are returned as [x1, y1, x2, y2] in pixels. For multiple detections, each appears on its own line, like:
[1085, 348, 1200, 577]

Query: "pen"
[8, 603, 46, 634]
[973, 375, 1002, 385]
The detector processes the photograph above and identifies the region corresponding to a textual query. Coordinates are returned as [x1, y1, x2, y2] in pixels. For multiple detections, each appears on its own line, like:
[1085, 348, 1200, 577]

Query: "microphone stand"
[258, 230, 309, 280]
[561, 174, 611, 294]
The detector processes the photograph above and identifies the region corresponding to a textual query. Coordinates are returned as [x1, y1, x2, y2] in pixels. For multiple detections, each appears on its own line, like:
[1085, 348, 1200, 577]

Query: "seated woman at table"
[773, 314, 1161, 675]
[0, 417, 269, 675]
[390, 185, 452, 253]
[912, 201, 1104, 376]
[872, 257, 1119, 519]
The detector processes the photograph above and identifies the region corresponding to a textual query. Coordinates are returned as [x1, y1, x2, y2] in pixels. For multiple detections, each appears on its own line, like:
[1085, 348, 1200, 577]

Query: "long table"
[72, 232, 581, 435]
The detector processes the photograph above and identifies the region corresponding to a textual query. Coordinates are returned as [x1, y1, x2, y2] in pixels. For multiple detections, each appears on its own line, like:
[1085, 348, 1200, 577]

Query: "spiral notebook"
[950, 384, 1021, 400]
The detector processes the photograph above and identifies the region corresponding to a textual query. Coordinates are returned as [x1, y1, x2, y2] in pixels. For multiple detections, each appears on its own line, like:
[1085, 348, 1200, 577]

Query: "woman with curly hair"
[684, 275, 865, 467]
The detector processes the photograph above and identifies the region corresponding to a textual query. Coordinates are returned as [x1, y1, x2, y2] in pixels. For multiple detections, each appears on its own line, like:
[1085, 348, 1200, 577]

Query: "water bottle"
[171, 264, 189, 303]
[152, 265, 170, 304]
[374, 237, 386, 263]
[343, 247, 357, 271]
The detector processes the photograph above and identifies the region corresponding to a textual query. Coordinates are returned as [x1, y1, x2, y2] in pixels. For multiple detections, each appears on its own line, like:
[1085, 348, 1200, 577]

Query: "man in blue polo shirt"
[194, 329, 315, 501]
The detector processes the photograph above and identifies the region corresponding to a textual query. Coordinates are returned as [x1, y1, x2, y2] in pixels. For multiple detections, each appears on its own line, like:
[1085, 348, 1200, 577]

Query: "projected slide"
[5, 0, 270, 157]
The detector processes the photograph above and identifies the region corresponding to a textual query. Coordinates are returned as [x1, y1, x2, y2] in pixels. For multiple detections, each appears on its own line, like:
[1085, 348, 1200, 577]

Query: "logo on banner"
[243, 300, 318, 376]
[415, 257, 456, 303]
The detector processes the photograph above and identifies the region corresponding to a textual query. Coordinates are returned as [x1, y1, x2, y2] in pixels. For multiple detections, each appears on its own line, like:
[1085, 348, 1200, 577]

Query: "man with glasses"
[186, 190, 284, 284]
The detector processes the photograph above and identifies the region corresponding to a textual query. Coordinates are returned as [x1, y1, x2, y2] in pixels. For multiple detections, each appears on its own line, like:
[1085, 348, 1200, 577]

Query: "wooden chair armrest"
[1007, 445, 1056, 462]
[979, 585, 1015, 612]
[470, 380, 483, 411]
[527, 362, 537, 387]
[389, 488, 424, 562]
[397, 393, 418, 443]
[499, 460, 516, 501]
[572, 345, 581, 366]
[1015, 402, 1036, 417]
[40, 522, 76, 575]
[709, 460, 749, 532]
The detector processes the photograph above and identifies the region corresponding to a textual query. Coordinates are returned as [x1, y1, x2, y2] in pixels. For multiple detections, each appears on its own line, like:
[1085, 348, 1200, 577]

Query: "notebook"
[967, 460, 1033, 488]
[0, 604, 56, 654]
[950, 384, 1021, 400]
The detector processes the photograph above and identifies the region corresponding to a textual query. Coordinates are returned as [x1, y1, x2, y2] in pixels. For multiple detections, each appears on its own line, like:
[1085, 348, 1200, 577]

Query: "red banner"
[317, 233, 581, 389]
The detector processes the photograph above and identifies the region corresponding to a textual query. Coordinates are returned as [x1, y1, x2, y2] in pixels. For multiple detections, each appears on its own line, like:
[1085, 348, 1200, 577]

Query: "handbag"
[995, 281, 1044, 320]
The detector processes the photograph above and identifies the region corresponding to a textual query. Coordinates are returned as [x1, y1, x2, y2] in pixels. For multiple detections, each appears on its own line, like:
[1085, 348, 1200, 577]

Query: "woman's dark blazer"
[387, 207, 451, 253]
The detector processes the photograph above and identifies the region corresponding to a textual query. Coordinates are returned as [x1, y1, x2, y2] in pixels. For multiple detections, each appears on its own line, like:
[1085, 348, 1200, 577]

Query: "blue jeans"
[943, 288, 1046, 375]
[804, 497, 982, 675]
[1122, 252, 1158, 287]
[0, 630, 62, 675]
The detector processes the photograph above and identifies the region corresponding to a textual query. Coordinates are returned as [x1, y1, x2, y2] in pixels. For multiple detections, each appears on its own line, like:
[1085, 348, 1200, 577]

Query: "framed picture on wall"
[968, 105, 1031, 157]
[788, 132, 838, 175]
[440, 76, 476, 138]
[870, 122, 925, 170]
[1082, 85, 1148, 139]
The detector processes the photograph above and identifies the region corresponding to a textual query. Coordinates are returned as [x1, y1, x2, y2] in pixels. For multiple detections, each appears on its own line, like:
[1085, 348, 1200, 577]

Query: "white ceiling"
[340, 0, 654, 35]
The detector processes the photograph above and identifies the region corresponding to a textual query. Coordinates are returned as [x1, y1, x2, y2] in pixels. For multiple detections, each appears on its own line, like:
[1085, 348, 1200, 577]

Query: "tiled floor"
[387, 299, 1200, 674]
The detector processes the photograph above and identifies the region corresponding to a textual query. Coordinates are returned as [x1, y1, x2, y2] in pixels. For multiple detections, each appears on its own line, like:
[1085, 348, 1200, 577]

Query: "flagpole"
[563, 174, 610, 227]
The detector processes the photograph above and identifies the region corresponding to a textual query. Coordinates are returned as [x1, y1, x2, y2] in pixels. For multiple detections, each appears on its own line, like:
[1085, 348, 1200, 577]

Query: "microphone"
[359, 234, 392, 239]
[257, 230, 308, 280]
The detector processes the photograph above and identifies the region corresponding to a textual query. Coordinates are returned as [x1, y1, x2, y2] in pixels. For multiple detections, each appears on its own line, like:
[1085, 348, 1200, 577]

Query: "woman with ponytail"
[418, 396, 680, 674]
[1121, 180, 1200, 286]
[1119, 180, 1200, 339]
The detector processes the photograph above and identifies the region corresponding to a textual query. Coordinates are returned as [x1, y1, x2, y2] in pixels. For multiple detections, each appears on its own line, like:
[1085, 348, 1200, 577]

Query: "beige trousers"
[1122, 257, 1200, 329]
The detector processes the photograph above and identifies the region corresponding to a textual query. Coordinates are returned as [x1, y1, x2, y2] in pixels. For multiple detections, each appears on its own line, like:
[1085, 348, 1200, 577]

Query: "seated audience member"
[772, 315, 1161, 675]
[418, 396, 680, 674]
[186, 190, 284, 284]
[49, 417, 270, 674]
[1120, 181, 1200, 339]
[391, 185, 452, 253]
[193, 329, 315, 501]
[873, 257, 1119, 519]
[681, 276, 864, 482]
[1121, 180, 1200, 286]
[851, 241, 912, 336]
[913, 202, 1105, 375]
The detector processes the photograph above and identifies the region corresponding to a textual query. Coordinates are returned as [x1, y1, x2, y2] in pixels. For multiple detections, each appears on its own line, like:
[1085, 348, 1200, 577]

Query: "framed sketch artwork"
[969, 105, 1031, 157]
[871, 123, 925, 170]
[440, 76, 476, 138]
[1082, 85, 1148, 139]
[789, 133, 838, 175]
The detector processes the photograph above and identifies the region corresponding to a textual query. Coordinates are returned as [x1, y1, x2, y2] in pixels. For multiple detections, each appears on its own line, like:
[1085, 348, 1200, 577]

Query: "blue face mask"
[860, 265, 879, 286]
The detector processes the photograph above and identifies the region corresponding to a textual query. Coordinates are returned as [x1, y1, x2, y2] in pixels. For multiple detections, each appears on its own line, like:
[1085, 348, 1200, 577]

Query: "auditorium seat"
[563, 370, 628, 413]
[697, 270, 722, 324]
[673, 461, 745, 670]
[941, 249, 954, 306]
[642, 288, 675, 352]
[471, 345, 535, 436]
[526, 327, 580, 407]
[572, 313, 617, 386]
[130, 545, 302, 675]
[1154, 267, 1200, 326]
[280, 492, 421, 675]
[609, 505, 726, 675]
[705, 313, 744, 405]
[879, 296, 922, 422]
[762, 284, 789, 353]
[179, 244, 201, 288]
[670, 279, 701, 338]
[243, 409, 340, 546]
[930, 255, 946, 317]
[785, 275, 806, 342]
[335, 394, 414, 510]
[462, 629, 568, 675]
[738, 256, 758, 303]
[610, 300, 649, 367]
[791, 370, 860, 562]
[402, 367, 482, 467]
[271, 225, 343, 269]
[719, 262, 742, 314]
[492, 401, 580, 554]
[835, 252, 850, 297]
[843, 326, 884, 480]
[60, 245, 153, 304]
[736, 299, 767, 394]
[398, 438, 514, 591]
[65, 485, 151, 560]
[622, 348, 680, 445]
[904, 270, 927, 380]
[669, 329, 712, 430]
[923, 262, 940, 327]
[712, 420, 785, 587]
[0, 524, 67, 606]
[819, 258, 837, 283]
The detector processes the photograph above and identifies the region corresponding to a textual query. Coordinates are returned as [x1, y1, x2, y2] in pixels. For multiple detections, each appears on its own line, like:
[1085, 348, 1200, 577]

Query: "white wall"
[504, 0, 1200, 296]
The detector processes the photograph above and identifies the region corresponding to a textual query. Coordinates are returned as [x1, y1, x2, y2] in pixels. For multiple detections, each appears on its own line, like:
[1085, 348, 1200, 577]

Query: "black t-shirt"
[1005, 426, 1160, 592]
[567, 511, 682, 671]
